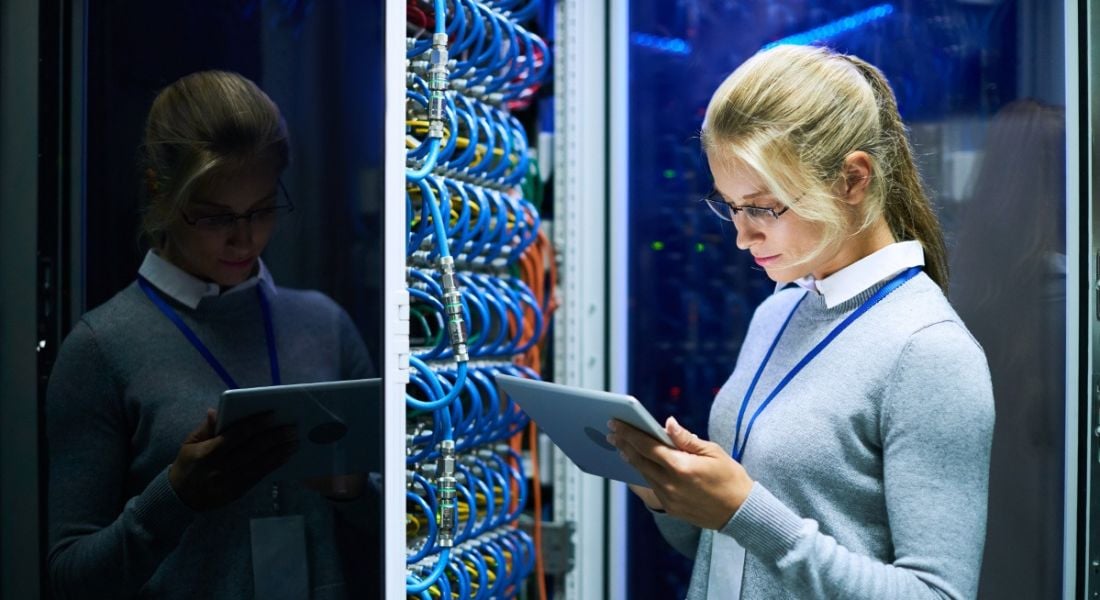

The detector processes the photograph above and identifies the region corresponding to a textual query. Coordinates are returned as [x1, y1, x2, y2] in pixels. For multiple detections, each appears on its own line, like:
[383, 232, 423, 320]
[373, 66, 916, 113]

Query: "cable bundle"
[406, 176, 540, 267]
[405, 1, 553, 597]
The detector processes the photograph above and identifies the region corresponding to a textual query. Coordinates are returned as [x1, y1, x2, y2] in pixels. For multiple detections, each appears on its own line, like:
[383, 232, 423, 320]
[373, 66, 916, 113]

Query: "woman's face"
[708, 157, 849, 283]
[162, 164, 281, 288]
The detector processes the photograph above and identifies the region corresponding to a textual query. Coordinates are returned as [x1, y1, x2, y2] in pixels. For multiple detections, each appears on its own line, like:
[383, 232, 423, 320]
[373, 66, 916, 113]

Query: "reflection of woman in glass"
[950, 99, 1066, 600]
[608, 45, 993, 598]
[46, 71, 375, 598]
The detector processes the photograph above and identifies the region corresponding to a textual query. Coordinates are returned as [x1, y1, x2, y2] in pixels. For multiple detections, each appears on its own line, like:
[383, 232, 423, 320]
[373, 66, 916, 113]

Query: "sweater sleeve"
[46, 320, 197, 599]
[652, 509, 702, 560]
[720, 321, 994, 600]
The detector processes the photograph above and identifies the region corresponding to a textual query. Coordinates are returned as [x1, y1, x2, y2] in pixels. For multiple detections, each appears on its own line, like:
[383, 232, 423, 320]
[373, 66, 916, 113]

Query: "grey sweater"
[46, 281, 375, 599]
[653, 272, 994, 599]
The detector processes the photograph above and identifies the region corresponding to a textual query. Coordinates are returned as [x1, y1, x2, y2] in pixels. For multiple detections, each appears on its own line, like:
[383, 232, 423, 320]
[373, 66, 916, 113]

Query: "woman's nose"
[734, 220, 763, 251]
[226, 218, 254, 245]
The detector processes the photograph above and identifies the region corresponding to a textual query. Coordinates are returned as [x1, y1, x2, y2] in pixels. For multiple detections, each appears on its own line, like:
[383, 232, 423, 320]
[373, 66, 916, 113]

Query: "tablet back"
[217, 378, 382, 482]
[496, 375, 672, 487]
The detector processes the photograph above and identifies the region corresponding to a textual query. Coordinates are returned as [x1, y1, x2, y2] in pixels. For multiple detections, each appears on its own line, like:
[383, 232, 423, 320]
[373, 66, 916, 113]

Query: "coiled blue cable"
[407, 137, 441, 181]
[406, 491, 437, 563]
[406, 548, 451, 594]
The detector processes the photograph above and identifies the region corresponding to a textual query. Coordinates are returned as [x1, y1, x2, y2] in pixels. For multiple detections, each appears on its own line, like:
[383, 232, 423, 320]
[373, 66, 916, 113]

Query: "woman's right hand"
[168, 409, 299, 511]
[628, 484, 664, 511]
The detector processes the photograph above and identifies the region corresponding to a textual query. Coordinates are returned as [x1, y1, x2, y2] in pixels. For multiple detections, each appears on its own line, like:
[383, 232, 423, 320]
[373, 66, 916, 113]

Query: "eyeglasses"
[181, 181, 295, 234]
[701, 190, 790, 225]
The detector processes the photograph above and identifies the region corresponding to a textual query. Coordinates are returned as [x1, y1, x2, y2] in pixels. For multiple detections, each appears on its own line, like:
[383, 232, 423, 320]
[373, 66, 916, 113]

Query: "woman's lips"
[219, 257, 255, 269]
[754, 254, 780, 267]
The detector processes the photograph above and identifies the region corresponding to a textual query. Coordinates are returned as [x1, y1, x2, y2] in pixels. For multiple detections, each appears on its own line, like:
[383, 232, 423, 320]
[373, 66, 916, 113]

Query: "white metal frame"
[607, 0, 630, 598]
[384, 1, 410, 598]
[553, 0, 611, 598]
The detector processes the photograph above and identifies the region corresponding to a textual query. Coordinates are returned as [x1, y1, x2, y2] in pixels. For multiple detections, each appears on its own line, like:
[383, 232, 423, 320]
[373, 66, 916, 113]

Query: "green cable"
[410, 305, 444, 348]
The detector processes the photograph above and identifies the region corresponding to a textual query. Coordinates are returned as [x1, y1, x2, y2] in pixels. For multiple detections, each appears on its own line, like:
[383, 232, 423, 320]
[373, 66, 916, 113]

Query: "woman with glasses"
[608, 45, 993, 599]
[46, 71, 375, 599]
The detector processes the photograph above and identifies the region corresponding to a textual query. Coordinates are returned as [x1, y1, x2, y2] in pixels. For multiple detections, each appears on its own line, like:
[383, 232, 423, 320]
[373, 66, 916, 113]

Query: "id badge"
[708, 532, 747, 599]
[251, 515, 309, 599]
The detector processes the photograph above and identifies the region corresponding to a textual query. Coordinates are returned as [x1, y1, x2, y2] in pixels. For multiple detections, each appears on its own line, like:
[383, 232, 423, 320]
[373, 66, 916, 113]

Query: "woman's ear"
[840, 151, 873, 205]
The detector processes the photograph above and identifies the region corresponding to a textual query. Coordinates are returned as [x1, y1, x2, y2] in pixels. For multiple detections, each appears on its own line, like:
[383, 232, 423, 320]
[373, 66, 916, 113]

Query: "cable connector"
[439, 256, 469, 362]
[436, 439, 457, 548]
[426, 32, 449, 136]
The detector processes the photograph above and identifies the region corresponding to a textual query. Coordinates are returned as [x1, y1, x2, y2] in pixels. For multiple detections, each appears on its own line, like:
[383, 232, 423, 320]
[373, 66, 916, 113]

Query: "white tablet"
[215, 378, 381, 483]
[495, 375, 674, 487]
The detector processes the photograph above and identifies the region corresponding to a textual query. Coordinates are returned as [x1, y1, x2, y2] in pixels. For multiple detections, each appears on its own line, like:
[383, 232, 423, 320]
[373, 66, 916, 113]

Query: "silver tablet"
[215, 378, 381, 482]
[496, 375, 674, 487]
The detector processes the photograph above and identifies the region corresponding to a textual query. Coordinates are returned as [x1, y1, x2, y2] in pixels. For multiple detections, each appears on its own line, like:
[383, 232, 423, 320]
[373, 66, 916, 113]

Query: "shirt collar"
[775, 240, 925, 309]
[138, 249, 277, 310]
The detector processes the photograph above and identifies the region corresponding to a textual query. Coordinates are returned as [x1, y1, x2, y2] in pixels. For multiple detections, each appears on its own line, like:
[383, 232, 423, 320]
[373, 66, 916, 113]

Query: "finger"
[608, 420, 663, 450]
[220, 425, 299, 473]
[616, 439, 671, 488]
[223, 437, 300, 497]
[184, 409, 218, 444]
[612, 421, 683, 465]
[665, 417, 710, 455]
[208, 411, 280, 458]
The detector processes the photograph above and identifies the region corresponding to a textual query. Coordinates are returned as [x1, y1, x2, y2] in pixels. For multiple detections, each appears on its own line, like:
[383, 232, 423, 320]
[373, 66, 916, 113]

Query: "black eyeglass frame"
[700, 189, 790, 223]
[179, 180, 295, 230]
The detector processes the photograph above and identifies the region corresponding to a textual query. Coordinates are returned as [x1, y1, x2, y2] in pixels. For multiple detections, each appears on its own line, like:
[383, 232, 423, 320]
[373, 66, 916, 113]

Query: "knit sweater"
[653, 272, 994, 599]
[46, 279, 376, 599]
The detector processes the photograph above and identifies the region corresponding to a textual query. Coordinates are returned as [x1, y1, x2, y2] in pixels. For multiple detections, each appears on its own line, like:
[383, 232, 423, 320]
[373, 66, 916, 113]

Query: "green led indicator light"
[663, 169, 677, 179]
[696, 243, 705, 252]
[651, 241, 665, 251]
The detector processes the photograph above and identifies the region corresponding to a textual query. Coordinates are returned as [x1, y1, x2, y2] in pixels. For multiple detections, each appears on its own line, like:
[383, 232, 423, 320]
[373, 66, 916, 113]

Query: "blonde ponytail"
[841, 55, 949, 292]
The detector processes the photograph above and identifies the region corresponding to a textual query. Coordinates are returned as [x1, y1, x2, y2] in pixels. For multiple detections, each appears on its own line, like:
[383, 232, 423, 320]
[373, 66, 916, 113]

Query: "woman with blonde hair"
[609, 45, 993, 599]
[46, 70, 376, 599]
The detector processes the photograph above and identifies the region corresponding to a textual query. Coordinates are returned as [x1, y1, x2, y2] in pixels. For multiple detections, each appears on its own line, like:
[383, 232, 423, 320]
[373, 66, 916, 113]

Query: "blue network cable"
[405, 1, 553, 596]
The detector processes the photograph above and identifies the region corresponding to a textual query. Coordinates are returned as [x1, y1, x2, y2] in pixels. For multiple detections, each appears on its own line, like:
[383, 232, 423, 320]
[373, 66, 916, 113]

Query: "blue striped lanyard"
[731, 266, 921, 462]
[137, 276, 281, 389]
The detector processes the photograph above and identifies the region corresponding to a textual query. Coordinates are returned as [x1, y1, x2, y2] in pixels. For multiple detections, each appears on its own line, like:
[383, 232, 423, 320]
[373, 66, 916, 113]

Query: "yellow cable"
[405, 120, 520, 164]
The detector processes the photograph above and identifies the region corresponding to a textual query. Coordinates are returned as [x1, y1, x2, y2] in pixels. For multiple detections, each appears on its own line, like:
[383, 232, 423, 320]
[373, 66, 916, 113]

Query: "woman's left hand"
[607, 417, 754, 530]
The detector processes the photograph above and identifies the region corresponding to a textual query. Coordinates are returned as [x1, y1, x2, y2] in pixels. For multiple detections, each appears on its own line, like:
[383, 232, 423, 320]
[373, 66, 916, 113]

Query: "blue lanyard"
[731, 266, 921, 462]
[137, 276, 281, 389]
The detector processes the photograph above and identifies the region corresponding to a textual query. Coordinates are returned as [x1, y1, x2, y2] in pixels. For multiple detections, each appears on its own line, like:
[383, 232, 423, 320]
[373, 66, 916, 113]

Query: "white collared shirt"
[138, 250, 277, 310]
[777, 240, 925, 308]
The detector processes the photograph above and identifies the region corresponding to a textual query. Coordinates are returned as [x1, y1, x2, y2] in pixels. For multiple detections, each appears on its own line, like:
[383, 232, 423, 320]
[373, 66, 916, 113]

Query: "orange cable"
[529, 419, 547, 600]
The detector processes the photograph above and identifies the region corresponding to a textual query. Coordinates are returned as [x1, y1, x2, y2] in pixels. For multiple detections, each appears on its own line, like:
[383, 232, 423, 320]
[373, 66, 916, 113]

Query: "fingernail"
[606, 420, 616, 432]
[618, 450, 628, 462]
[605, 433, 615, 445]
[668, 416, 681, 432]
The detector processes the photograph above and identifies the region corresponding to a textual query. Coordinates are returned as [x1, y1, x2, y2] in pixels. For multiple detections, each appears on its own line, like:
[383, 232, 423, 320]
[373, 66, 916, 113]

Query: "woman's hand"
[168, 409, 299, 511]
[607, 417, 753, 530]
[627, 484, 664, 511]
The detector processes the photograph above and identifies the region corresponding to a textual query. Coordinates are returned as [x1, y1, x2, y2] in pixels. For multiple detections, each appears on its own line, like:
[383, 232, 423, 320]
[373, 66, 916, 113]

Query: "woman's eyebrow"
[248, 191, 278, 208]
[716, 189, 772, 207]
[191, 191, 277, 212]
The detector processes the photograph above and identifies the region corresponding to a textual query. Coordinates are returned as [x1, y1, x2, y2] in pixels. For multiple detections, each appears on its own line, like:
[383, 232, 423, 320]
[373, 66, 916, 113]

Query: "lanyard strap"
[137, 276, 281, 389]
[731, 266, 921, 462]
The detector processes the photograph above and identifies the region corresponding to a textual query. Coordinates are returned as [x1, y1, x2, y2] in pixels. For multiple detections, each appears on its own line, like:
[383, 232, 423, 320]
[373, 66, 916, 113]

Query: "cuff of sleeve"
[720, 481, 805, 562]
[129, 468, 197, 543]
[651, 510, 675, 529]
